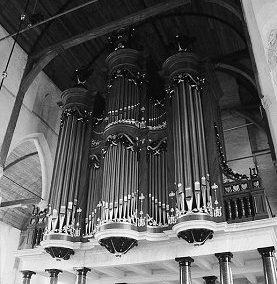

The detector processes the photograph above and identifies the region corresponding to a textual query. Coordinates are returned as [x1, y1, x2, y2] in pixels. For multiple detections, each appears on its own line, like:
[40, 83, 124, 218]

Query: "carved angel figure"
[267, 29, 277, 85]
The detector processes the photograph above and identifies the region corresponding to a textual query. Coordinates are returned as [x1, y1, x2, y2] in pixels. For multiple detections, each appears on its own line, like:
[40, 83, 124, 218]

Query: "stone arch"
[9, 133, 53, 209]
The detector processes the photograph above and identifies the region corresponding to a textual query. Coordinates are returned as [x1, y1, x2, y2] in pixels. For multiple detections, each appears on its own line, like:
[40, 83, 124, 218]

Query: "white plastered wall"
[0, 24, 62, 283]
[0, 221, 21, 284]
[241, 0, 277, 158]
[0, 24, 62, 204]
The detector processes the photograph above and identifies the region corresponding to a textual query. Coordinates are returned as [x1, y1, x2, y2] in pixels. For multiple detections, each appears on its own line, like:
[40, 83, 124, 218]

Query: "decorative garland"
[106, 119, 141, 129]
[107, 68, 146, 91]
[147, 138, 167, 155]
[60, 106, 92, 126]
[165, 72, 202, 96]
[89, 153, 101, 169]
[105, 133, 138, 151]
[214, 124, 249, 180]
[148, 122, 167, 130]
[91, 139, 101, 148]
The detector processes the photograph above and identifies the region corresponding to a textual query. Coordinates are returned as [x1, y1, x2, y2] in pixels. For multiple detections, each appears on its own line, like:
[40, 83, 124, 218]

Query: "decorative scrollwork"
[91, 139, 101, 148]
[214, 124, 249, 180]
[107, 68, 146, 91]
[106, 118, 141, 129]
[106, 133, 138, 151]
[60, 106, 92, 126]
[147, 138, 167, 155]
[89, 153, 101, 169]
[92, 116, 104, 126]
[166, 73, 202, 96]
[148, 122, 167, 130]
[153, 98, 166, 107]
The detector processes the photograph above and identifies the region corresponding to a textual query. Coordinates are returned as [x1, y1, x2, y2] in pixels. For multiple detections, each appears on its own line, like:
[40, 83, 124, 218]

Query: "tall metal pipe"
[163, 52, 211, 216]
[45, 87, 93, 238]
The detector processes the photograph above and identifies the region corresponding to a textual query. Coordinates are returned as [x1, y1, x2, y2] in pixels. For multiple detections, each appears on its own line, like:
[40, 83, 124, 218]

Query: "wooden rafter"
[33, 0, 191, 59]
[0, 0, 192, 168]
[0, 198, 41, 208]
[0, 0, 245, 169]
[4, 151, 38, 171]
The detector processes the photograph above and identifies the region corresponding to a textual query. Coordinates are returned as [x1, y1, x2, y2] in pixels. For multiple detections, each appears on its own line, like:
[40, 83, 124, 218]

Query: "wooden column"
[215, 252, 233, 284]
[75, 267, 91, 284]
[258, 246, 277, 284]
[45, 269, 62, 284]
[203, 276, 217, 284]
[21, 270, 36, 284]
[175, 257, 194, 284]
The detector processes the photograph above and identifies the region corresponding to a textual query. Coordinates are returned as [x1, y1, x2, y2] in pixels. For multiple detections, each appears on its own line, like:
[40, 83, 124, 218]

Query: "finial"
[72, 64, 94, 88]
[108, 27, 136, 51]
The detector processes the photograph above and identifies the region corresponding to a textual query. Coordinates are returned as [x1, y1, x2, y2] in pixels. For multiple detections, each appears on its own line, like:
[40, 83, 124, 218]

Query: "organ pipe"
[45, 88, 93, 239]
[147, 138, 169, 227]
[163, 52, 220, 220]
[85, 46, 146, 251]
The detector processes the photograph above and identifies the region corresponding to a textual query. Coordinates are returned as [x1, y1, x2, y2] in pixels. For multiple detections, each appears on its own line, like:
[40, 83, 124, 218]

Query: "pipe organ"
[43, 32, 224, 258]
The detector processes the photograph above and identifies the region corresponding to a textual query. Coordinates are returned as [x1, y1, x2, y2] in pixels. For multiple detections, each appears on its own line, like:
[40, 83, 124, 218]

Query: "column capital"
[74, 267, 91, 276]
[258, 246, 275, 257]
[45, 269, 62, 277]
[162, 52, 200, 81]
[215, 252, 233, 262]
[21, 270, 36, 278]
[175, 256, 194, 266]
[105, 48, 142, 75]
[61, 87, 93, 111]
[203, 276, 217, 284]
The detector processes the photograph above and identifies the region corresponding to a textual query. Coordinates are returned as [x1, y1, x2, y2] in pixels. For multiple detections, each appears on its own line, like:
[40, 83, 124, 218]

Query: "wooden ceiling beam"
[212, 48, 249, 64]
[33, 0, 191, 59]
[30, 0, 75, 54]
[0, 197, 40, 208]
[4, 151, 38, 171]
[215, 62, 256, 89]
[0, 0, 192, 168]
[204, 0, 243, 22]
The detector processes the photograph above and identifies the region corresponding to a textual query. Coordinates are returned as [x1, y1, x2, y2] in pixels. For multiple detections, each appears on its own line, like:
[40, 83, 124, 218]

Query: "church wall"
[0, 221, 21, 284]
[241, 0, 277, 157]
[0, 25, 61, 283]
[0, 24, 61, 165]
